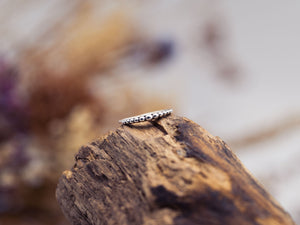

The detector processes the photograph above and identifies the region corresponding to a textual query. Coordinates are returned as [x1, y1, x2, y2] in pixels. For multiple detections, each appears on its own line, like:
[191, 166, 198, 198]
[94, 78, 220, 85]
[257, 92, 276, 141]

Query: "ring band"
[119, 109, 173, 125]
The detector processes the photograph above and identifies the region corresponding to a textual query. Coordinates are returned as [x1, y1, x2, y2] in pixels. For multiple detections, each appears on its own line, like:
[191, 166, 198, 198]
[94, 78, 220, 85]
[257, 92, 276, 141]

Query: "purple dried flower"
[0, 58, 18, 108]
[0, 57, 28, 140]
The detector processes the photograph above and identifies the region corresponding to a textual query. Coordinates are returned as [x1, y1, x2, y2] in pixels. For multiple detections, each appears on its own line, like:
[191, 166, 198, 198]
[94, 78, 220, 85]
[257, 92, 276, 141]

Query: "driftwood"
[56, 114, 295, 225]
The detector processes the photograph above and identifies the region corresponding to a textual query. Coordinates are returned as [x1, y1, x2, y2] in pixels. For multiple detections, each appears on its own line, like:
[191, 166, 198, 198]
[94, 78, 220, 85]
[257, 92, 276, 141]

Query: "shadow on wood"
[56, 115, 295, 225]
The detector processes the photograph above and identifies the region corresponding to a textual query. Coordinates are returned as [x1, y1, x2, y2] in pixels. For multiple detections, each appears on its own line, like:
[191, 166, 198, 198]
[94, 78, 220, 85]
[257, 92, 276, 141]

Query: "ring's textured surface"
[119, 109, 173, 125]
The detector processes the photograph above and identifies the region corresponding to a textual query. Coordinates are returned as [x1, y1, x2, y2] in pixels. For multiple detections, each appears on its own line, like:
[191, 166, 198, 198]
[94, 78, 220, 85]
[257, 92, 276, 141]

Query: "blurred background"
[0, 0, 300, 224]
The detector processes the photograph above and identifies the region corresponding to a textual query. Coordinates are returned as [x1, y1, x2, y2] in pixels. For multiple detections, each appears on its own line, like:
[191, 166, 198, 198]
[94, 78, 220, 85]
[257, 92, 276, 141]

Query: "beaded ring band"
[119, 109, 173, 125]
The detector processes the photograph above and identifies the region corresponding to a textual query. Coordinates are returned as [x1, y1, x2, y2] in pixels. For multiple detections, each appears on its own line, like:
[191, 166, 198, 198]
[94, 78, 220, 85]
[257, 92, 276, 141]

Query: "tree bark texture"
[56, 114, 295, 225]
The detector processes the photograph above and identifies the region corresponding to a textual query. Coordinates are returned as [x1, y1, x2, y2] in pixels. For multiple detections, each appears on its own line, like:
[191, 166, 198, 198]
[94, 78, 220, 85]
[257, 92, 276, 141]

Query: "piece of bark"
[56, 115, 295, 225]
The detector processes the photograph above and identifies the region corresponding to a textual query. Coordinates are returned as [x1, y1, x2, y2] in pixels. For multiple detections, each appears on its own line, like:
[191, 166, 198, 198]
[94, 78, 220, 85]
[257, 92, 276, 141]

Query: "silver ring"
[119, 109, 173, 125]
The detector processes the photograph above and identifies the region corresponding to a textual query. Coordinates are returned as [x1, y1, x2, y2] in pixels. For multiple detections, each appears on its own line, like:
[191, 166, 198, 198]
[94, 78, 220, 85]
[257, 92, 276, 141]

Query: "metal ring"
[119, 109, 173, 125]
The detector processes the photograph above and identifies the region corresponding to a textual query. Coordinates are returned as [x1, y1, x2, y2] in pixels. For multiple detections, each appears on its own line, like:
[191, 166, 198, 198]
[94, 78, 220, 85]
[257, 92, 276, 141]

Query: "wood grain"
[56, 114, 295, 225]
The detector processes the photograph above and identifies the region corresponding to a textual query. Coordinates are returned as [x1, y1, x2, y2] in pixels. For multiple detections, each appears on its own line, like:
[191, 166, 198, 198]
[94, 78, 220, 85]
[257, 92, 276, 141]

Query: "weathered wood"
[56, 115, 295, 225]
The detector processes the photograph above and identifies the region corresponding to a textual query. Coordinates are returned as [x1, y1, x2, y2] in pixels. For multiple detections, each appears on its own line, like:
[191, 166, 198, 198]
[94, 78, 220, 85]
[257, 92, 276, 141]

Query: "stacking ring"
[119, 109, 173, 125]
